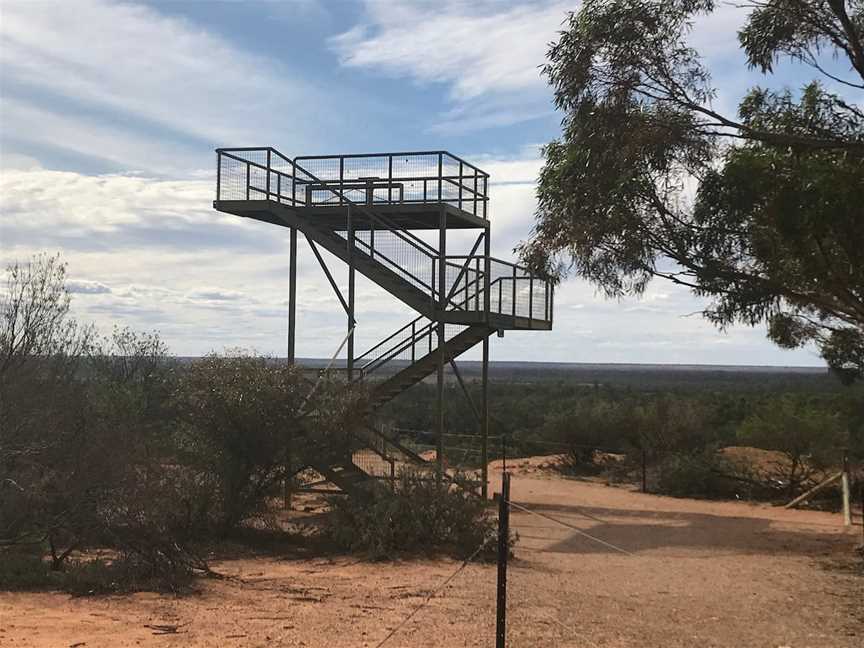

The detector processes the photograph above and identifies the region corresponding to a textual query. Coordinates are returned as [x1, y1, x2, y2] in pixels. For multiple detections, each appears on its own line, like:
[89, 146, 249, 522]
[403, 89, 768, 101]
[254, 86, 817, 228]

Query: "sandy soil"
[1, 459, 861, 648]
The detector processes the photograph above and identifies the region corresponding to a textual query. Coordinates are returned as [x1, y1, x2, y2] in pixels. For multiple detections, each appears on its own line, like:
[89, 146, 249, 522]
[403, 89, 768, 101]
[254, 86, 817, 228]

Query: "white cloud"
[331, 0, 571, 130]
[0, 161, 823, 366]
[0, 0, 331, 172]
[333, 1, 762, 134]
[67, 279, 112, 295]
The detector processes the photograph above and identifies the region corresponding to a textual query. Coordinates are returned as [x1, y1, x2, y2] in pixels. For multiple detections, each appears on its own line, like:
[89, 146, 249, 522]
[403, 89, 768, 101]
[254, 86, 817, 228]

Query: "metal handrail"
[294, 151, 489, 219]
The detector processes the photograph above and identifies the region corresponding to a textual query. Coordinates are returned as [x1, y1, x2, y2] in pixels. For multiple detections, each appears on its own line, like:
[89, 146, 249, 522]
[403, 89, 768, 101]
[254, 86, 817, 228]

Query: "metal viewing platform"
[214, 147, 553, 496]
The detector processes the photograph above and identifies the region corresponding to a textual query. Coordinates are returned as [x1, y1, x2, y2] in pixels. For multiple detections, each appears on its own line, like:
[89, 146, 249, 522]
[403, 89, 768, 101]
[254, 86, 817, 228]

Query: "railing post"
[437, 152, 443, 202]
[246, 162, 250, 200]
[473, 172, 478, 217]
[388, 155, 393, 203]
[511, 265, 517, 325]
[458, 161, 463, 211]
[411, 321, 416, 363]
[484, 230, 491, 319]
[266, 149, 271, 199]
[483, 176, 488, 219]
[216, 152, 221, 201]
[529, 276, 534, 324]
[339, 156, 345, 206]
[277, 174, 281, 204]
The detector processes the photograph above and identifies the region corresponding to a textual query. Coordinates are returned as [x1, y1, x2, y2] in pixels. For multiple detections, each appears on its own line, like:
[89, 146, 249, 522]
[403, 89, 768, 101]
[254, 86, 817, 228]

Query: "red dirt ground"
[1, 458, 861, 648]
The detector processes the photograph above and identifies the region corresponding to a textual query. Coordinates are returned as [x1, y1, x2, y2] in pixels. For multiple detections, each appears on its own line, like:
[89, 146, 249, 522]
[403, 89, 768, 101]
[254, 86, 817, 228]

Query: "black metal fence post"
[496, 471, 511, 648]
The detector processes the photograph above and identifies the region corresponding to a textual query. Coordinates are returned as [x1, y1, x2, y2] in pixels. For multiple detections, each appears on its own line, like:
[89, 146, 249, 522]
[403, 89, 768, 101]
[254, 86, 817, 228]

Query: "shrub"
[737, 397, 847, 497]
[324, 470, 498, 560]
[655, 451, 741, 499]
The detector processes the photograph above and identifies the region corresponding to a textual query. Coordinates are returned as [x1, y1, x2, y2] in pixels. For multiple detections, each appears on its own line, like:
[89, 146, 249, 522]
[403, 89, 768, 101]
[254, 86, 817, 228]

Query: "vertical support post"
[288, 228, 297, 363]
[842, 451, 852, 527]
[482, 226, 491, 499]
[529, 275, 534, 323]
[284, 226, 298, 510]
[482, 335, 490, 499]
[436, 205, 447, 484]
[346, 203, 355, 466]
[347, 204, 355, 382]
[266, 149, 271, 198]
[246, 163, 250, 200]
[495, 471, 510, 648]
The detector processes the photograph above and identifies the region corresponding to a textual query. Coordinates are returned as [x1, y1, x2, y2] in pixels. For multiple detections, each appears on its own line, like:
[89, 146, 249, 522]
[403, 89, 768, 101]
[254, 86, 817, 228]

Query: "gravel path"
[1, 463, 861, 648]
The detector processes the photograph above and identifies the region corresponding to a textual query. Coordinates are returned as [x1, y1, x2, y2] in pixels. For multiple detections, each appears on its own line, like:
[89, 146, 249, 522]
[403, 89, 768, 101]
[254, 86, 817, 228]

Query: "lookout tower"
[214, 148, 553, 496]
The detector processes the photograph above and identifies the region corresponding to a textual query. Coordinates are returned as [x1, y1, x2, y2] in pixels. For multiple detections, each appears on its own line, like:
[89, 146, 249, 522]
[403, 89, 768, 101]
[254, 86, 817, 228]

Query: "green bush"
[655, 451, 741, 499]
[324, 470, 498, 560]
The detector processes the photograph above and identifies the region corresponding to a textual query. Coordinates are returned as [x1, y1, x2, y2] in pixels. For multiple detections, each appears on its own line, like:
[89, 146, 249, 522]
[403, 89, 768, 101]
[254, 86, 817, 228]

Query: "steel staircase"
[213, 147, 553, 495]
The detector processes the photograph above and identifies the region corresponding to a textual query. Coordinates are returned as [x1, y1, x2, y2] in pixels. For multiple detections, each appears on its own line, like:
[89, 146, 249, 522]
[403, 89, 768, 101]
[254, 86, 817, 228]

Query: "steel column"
[482, 224, 491, 499]
[436, 204, 446, 483]
[347, 204, 355, 381]
[288, 227, 297, 363]
[482, 335, 490, 499]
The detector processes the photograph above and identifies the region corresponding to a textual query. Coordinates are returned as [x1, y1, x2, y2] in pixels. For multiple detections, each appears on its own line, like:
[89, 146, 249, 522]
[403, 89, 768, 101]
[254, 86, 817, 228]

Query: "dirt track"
[1, 461, 861, 648]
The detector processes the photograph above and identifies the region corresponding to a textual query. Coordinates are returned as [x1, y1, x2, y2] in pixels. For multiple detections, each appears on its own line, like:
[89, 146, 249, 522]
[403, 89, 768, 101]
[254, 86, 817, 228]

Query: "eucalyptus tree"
[523, 0, 864, 380]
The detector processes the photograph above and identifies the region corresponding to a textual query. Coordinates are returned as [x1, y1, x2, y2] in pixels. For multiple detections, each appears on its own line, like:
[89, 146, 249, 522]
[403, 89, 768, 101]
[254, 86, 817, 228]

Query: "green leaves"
[526, 0, 864, 379]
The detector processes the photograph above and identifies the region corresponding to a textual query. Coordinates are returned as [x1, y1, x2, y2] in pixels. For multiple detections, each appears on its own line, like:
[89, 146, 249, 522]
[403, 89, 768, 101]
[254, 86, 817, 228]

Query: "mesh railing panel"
[295, 152, 488, 217]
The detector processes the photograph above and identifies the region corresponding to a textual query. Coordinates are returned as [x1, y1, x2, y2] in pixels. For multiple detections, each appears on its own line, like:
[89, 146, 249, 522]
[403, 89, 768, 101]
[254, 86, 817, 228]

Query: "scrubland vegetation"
[0, 254, 499, 593]
[2, 253, 860, 595]
[381, 365, 863, 503]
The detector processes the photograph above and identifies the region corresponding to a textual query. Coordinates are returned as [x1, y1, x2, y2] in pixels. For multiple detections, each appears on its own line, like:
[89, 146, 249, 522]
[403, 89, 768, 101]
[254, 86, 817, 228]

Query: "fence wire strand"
[373, 534, 495, 648]
[505, 498, 634, 556]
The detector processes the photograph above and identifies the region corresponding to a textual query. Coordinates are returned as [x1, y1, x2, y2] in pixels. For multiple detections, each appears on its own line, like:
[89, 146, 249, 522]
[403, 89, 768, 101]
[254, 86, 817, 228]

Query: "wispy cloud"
[330, 0, 571, 132]
[0, 0, 331, 173]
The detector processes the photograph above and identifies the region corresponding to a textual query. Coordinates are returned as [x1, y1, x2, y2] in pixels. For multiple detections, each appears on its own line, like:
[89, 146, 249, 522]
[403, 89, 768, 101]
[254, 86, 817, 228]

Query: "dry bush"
[324, 470, 499, 560]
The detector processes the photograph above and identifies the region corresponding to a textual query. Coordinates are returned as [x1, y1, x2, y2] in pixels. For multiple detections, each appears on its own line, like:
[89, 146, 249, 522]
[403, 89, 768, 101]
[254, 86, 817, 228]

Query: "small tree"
[737, 397, 846, 496]
[0, 253, 99, 565]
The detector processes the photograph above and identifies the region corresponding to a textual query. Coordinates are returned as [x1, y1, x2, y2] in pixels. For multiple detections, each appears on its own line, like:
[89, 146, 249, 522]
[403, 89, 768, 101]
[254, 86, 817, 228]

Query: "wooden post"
[841, 452, 852, 527]
[495, 471, 511, 648]
[784, 471, 843, 509]
[860, 483, 864, 545]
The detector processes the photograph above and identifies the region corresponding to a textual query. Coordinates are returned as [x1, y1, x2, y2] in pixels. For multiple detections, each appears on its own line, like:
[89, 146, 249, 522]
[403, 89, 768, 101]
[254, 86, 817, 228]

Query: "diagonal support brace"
[449, 359, 482, 427]
[305, 233, 356, 324]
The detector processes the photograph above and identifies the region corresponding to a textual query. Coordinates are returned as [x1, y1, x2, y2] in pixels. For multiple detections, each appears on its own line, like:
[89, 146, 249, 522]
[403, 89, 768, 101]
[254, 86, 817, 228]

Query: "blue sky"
[0, 0, 842, 366]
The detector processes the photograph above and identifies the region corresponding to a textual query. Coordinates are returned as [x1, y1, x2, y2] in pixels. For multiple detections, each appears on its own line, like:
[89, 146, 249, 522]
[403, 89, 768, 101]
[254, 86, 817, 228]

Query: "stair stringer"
[368, 325, 493, 411]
